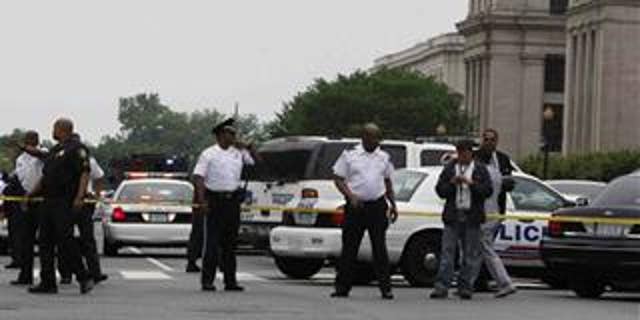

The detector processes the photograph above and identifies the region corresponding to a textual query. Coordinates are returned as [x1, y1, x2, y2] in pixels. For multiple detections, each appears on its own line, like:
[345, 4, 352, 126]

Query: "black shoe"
[28, 284, 58, 294]
[224, 285, 245, 292]
[202, 284, 217, 292]
[60, 277, 72, 285]
[381, 291, 394, 300]
[186, 263, 201, 273]
[430, 290, 448, 299]
[10, 279, 32, 286]
[94, 274, 108, 284]
[5, 262, 20, 269]
[458, 290, 473, 300]
[330, 291, 349, 298]
[80, 279, 95, 294]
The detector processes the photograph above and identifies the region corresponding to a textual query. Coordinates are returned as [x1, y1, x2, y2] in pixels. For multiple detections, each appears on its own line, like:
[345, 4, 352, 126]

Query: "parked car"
[240, 136, 456, 249]
[101, 173, 194, 256]
[546, 180, 606, 204]
[541, 172, 640, 298]
[269, 166, 575, 286]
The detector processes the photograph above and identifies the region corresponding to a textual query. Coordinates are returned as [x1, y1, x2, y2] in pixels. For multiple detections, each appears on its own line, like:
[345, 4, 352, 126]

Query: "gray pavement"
[0, 248, 639, 320]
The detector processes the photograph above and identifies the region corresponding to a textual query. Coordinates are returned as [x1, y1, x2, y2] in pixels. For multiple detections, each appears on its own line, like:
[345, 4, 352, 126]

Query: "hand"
[450, 176, 463, 185]
[348, 195, 361, 208]
[388, 206, 398, 223]
[197, 201, 209, 214]
[234, 140, 249, 149]
[460, 176, 474, 185]
[73, 197, 84, 212]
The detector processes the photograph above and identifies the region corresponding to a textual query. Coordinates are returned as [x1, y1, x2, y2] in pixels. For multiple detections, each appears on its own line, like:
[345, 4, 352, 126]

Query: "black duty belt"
[206, 190, 239, 200]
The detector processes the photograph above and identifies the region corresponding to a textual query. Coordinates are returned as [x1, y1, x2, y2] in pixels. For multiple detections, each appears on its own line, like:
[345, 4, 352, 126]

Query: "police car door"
[495, 175, 568, 268]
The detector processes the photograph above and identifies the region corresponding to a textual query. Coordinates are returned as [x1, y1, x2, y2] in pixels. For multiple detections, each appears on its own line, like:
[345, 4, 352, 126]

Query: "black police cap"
[211, 118, 236, 135]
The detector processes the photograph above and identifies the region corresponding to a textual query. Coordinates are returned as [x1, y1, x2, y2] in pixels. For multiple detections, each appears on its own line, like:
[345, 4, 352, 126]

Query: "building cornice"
[457, 14, 566, 35]
[373, 33, 465, 69]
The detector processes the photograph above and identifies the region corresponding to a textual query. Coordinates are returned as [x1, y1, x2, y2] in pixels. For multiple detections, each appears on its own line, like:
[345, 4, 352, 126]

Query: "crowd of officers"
[1, 117, 517, 300]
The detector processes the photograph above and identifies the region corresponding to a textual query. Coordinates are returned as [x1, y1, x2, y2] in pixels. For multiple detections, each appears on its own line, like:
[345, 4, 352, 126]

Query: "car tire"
[274, 256, 323, 279]
[103, 238, 119, 257]
[570, 275, 605, 298]
[401, 232, 441, 287]
[542, 270, 569, 289]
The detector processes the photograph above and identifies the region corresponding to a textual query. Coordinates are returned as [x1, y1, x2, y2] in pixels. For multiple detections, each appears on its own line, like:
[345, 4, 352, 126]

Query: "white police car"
[101, 172, 194, 256]
[269, 166, 574, 286]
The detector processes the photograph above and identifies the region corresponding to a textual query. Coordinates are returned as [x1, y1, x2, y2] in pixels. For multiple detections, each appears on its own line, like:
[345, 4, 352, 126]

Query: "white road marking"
[120, 271, 172, 280]
[124, 246, 175, 272]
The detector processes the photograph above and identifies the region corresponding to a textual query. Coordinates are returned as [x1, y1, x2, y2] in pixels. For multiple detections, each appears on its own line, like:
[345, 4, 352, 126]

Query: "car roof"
[404, 166, 539, 181]
[262, 136, 455, 150]
[546, 180, 606, 186]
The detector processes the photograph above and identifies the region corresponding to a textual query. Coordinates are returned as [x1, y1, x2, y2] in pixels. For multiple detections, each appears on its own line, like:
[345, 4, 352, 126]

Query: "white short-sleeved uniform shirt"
[193, 144, 255, 192]
[332, 145, 394, 201]
[88, 157, 105, 194]
[14, 150, 46, 194]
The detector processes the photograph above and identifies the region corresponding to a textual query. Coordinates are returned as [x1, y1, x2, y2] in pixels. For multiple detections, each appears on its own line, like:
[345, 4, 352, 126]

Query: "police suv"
[239, 136, 456, 249]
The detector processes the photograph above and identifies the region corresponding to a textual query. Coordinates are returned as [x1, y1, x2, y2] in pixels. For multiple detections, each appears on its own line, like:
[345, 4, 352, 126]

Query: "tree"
[93, 93, 268, 174]
[269, 68, 472, 138]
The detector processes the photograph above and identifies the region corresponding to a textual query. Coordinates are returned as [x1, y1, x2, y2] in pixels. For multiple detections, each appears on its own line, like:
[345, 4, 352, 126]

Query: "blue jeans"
[434, 220, 483, 293]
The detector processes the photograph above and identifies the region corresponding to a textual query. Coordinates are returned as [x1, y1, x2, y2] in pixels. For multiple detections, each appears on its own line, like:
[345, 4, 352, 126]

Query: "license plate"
[294, 213, 317, 226]
[149, 213, 169, 223]
[595, 224, 628, 237]
[241, 212, 256, 222]
[272, 193, 294, 205]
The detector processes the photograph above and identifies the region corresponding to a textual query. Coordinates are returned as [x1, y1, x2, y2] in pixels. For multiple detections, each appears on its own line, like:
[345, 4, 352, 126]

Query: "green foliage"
[269, 68, 472, 138]
[92, 94, 268, 170]
[0, 129, 27, 173]
[520, 150, 640, 182]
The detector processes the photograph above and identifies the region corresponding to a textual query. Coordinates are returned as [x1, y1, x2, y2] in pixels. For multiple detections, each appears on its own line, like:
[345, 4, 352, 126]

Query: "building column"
[583, 31, 593, 151]
[519, 56, 545, 157]
[563, 32, 576, 154]
[482, 57, 491, 129]
[573, 32, 584, 154]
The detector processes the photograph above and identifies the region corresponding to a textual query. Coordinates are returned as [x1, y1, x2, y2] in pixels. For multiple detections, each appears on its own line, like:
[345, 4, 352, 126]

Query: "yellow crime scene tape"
[2, 195, 640, 225]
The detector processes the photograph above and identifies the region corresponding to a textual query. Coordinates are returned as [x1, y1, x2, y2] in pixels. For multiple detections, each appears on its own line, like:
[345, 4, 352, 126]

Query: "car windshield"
[118, 183, 193, 202]
[592, 176, 640, 208]
[392, 170, 427, 202]
[549, 182, 605, 199]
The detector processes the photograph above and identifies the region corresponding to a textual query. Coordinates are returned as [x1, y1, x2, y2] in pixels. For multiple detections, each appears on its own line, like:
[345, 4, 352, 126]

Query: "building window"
[544, 55, 566, 93]
[550, 0, 569, 15]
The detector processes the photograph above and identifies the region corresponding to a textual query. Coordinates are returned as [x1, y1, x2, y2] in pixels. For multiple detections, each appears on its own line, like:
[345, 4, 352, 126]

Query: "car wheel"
[542, 270, 569, 289]
[402, 233, 441, 287]
[103, 238, 119, 257]
[570, 275, 605, 298]
[274, 256, 324, 279]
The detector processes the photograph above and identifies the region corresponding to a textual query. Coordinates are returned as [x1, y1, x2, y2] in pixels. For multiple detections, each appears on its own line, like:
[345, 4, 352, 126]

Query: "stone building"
[374, 0, 640, 158]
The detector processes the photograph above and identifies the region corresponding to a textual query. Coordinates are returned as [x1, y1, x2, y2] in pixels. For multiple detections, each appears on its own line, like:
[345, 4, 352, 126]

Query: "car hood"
[554, 206, 640, 219]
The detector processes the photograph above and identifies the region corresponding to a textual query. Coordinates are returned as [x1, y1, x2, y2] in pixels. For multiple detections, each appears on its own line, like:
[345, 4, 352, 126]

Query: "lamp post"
[436, 124, 447, 142]
[542, 107, 555, 180]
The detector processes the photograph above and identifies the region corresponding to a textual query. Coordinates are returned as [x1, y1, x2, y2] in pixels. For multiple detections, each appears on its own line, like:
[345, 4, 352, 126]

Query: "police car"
[240, 136, 457, 249]
[101, 172, 194, 256]
[269, 166, 575, 286]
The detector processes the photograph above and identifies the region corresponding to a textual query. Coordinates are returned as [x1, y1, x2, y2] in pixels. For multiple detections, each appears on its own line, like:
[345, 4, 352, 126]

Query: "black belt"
[206, 189, 239, 200]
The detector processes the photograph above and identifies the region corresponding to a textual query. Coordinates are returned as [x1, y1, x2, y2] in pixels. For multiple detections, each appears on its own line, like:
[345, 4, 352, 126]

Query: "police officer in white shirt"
[193, 118, 259, 292]
[9, 131, 45, 285]
[330, 123, 398, 300]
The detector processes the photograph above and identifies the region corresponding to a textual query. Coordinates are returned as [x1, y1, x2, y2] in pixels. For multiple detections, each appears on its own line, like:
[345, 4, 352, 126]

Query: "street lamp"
[542, 106, 555, 180]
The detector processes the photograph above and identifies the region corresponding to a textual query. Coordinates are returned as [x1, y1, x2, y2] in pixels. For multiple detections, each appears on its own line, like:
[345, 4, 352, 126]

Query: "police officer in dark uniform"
[193, 118, 259, 292]
[28, 118, 94, 294]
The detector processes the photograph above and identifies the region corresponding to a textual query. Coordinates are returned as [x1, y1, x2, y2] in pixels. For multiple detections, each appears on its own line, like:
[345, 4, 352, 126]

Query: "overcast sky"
[0, 1, 467, 144]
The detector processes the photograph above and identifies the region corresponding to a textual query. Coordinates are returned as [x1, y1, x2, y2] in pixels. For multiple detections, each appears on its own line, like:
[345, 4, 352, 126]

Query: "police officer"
[8, 131, 46, 285]
[59, 136, 108, 285]
[28, 118, 94, 294]
[193, 118, 258, 292]
[330, 123, 398, 300]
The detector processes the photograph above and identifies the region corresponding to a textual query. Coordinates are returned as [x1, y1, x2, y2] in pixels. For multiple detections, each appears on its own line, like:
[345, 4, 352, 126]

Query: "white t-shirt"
[193, 144, 255, 192]
[14, 151, 46, 194]
[332, 145, 394, 201]
[484, 161, 502, 214]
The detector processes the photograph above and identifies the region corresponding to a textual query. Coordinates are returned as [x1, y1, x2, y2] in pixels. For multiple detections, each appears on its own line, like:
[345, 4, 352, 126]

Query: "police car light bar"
[124, 171, 190, 180]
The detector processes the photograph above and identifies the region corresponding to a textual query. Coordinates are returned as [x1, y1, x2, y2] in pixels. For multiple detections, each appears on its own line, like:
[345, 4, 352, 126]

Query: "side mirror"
[575, 197, 589, 207]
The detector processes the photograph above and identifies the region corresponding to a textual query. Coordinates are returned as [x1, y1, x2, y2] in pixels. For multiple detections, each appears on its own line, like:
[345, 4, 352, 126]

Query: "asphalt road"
[1, 247, 639, 320]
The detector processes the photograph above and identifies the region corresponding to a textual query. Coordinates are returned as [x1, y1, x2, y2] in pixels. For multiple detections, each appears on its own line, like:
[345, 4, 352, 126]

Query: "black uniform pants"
[335, 197, 391, 294]
[7, 206, 22, 264]
[59, 203, 102, 279]
[38, 198, 89, 286]
[16, 204, 40, 283]
[201, 190, 241, 287]
[187, 212, 204, 264]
